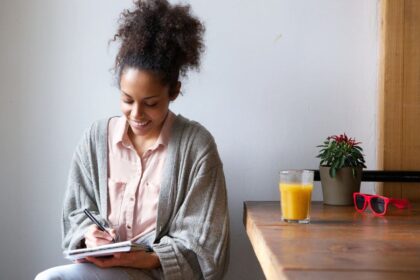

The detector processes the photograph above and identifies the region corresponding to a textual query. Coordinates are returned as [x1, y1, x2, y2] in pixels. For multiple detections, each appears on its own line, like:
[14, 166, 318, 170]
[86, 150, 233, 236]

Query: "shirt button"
[127, 224, 131, 229]
[130, 197, 134, 201]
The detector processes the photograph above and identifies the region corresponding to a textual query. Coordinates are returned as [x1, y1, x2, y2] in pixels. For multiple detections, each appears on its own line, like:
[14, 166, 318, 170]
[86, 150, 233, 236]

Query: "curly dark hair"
[112, 0, 205, 91]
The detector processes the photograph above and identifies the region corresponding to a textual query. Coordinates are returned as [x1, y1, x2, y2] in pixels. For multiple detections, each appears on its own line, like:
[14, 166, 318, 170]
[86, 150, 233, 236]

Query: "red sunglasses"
[353, 192, 411, 216]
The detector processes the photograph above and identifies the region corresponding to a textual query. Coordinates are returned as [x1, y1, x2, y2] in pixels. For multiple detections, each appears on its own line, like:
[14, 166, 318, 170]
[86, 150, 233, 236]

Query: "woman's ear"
[170, 81, 182, 101]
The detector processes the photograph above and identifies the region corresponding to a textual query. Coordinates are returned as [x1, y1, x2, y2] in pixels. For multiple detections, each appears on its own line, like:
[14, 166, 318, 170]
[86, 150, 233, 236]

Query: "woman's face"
[119, 68, 178, 140]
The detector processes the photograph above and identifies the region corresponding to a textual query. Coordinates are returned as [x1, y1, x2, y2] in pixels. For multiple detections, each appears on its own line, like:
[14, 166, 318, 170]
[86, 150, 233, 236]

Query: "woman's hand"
[84, 225, 117, 248]
[85, 251, 161, 269]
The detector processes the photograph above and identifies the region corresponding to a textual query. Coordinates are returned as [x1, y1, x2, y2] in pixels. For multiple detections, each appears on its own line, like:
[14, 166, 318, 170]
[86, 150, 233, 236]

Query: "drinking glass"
[279, 170, 314, 223]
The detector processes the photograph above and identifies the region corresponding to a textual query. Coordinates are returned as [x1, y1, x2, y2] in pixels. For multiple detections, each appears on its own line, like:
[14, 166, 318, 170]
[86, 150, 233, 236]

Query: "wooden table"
[244, 201, 420, 280]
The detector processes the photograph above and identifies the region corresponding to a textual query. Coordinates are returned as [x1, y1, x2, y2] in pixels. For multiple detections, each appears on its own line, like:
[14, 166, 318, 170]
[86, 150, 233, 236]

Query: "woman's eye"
[145, 103, 158, 107]
[122, 99, 133, 104]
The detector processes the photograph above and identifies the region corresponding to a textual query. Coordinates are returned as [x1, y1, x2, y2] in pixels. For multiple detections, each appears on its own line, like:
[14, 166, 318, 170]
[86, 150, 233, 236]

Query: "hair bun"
[113, 0, 205, 85]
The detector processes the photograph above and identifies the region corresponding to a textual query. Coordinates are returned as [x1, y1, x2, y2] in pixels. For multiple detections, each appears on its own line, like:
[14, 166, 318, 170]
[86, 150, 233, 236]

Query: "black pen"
[83, 209, 116, 243]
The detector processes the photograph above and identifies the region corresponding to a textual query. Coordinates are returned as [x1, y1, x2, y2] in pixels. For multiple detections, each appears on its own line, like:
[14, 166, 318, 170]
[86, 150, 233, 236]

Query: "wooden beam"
[377, 0, 405, 198]
[401, 0, 420, 199]
[377, 0, 420, 200]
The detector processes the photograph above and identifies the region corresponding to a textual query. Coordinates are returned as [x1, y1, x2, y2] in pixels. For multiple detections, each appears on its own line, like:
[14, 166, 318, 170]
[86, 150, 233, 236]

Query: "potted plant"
[317, 133, 366, 205]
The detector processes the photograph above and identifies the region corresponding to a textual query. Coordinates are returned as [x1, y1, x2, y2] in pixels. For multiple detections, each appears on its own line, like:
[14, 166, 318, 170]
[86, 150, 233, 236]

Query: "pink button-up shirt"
[107, 111, 174, 241]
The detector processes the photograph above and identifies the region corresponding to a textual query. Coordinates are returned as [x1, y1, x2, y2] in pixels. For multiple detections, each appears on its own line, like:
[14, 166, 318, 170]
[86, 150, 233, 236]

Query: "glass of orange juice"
[279, 170, 314, 223]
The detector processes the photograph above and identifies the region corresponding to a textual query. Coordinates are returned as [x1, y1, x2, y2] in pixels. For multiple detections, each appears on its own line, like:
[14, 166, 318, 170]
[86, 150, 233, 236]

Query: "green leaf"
[339, 156, 345, 168]
[317, 134, 365, 171]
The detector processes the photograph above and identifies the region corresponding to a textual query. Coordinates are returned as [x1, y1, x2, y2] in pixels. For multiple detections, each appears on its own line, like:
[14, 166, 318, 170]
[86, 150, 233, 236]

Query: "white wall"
[0, 0, 379, 279]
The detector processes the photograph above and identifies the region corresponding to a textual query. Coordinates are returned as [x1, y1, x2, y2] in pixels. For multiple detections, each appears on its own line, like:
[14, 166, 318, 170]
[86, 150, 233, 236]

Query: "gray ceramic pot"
[320, 166, 362, 205]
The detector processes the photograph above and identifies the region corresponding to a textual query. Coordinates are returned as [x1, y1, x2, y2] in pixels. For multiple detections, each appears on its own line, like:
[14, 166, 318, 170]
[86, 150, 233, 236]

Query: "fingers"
[113, 252, 123, 259]
[84, 225, 114, 248]
[86, 253, 133, 268]
[85, 256, 107, 268]
[85, 255, 122, 268]
[85, 238, 112, 248]
[108, 228, 118, 241]
[86, 252, 160, 269]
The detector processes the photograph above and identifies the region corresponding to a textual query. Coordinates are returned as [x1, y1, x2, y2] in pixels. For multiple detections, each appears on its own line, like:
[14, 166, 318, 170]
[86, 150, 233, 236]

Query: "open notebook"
[64, 240, 153, 261]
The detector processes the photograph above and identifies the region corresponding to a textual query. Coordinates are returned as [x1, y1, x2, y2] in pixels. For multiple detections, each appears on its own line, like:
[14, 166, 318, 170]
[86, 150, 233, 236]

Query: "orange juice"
[279, 183, 313, 221]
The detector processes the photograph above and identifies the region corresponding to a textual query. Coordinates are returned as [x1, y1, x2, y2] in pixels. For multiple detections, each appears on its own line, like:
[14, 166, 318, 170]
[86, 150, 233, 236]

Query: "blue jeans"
[35, 263, 162, 280]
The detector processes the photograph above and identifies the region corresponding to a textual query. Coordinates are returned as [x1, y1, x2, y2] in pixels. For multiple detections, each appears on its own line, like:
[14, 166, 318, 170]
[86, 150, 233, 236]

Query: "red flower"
[327, 133, 360, 147]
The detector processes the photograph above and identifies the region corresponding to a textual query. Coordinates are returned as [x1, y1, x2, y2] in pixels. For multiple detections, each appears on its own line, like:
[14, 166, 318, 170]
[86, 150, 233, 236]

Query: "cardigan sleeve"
[61, 124, 109, 250]
[152, 143, 230, 280]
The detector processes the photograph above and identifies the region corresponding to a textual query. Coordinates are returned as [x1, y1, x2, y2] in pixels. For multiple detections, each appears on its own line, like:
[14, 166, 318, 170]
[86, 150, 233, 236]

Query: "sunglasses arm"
[390, 198, 411, 209]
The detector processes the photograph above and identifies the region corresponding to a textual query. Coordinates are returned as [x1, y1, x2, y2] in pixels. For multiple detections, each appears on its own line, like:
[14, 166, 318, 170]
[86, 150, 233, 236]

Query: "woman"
[35, 0, 229, 279]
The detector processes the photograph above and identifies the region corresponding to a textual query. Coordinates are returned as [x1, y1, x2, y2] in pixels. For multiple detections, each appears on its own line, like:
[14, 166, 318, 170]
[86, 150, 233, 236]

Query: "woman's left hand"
[85, 251, 160, 269]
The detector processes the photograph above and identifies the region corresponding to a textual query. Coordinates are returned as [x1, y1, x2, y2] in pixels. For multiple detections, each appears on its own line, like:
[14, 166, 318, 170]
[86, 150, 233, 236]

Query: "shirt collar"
[152, 110, 174, 149]
[112, 115, 130, 148]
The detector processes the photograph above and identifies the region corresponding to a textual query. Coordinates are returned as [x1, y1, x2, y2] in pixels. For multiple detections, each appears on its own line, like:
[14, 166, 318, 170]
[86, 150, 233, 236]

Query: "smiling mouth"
[130, 120, 150, 128]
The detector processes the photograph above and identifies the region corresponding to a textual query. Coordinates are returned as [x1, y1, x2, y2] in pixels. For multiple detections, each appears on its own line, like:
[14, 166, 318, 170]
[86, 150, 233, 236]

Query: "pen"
[83, 209, 116, 243]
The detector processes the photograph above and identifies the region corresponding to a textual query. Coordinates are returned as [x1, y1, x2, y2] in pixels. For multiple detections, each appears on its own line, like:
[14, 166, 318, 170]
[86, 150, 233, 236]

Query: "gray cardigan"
[61, 115, 230, 280]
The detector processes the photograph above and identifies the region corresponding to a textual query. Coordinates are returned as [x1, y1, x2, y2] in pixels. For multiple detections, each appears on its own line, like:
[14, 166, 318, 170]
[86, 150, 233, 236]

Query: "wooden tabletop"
[243, 201, 420, 280]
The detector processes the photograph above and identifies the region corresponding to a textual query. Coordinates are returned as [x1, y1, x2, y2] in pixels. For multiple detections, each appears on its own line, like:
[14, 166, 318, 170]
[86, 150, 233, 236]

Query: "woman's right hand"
[84, 224, 117, 248]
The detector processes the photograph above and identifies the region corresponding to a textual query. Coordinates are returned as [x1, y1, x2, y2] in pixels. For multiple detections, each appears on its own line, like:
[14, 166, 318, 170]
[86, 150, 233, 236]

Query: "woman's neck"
[128, 129, 159, 157]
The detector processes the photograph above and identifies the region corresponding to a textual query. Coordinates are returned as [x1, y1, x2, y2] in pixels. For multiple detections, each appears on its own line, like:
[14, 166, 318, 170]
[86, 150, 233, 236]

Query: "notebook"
[64, 240, 153, 261]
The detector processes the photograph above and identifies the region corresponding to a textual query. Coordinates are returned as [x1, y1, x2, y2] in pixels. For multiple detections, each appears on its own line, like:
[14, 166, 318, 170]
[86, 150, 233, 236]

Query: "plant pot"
[319, 166, 362, 206]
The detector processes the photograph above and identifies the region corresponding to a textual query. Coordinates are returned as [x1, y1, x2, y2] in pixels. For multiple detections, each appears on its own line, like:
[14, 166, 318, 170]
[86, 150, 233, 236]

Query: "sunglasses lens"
[371, 197, 385, 214]
[355, 194, 365, 210]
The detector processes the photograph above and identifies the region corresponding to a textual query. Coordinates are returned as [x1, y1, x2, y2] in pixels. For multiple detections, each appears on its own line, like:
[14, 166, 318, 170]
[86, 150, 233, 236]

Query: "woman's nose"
[131, 103, 144, 119]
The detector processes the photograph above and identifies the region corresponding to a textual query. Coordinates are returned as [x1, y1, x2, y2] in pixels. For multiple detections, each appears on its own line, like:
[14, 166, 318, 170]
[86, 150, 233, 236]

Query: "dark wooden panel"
[312, 170, 420, 183]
